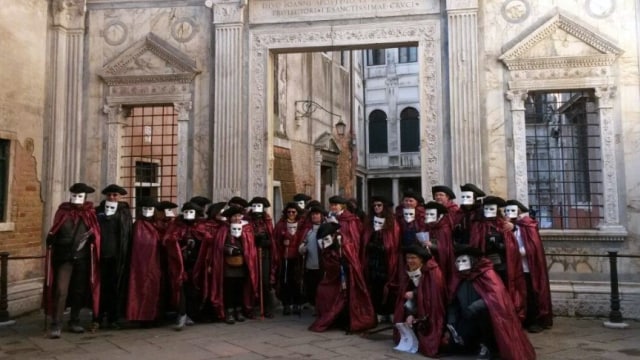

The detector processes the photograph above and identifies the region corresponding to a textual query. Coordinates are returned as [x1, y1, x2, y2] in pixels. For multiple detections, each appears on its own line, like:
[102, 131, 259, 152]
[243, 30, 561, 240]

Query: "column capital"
[505, 89, 528, 110]
[595, 85, 617, 108]
[174, 101, 193, 121]
[446, 0, 478, 11]
[52, 0, 86, 29]
[207, 0, 246, 25]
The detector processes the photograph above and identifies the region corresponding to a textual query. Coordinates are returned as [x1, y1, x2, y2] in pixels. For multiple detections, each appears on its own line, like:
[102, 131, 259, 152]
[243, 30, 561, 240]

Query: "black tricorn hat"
[402, 190, 425, 205]
[453, 244, 483, 258]
[283, 202, 303, 214]
[293, 193, 312, 202]
[156, 201, 178, 211]
[424, 201, 448, 215]
[181, 202, 204, 214]
[228, 196, 249, 208]
[328, 195, 348, 204]
[101, 184, 127, 195]
[137, 196, 157, 208]
[460, 183, 485, 198]
[189, 196, 212, 208]
[305, 200, 322, 210]
[316, 222, 340, 240]
[69, 182, 95, 194]
[221, 205, 245, 218]
[207, 201, 227, 218]
[249, 196, 271, 208]
[431, 185, 456, 200]
[402, 244, 431, 260]
[307, 205, 327, 216]
[505, 199, 529, 213]
[371, 195, 392, 207]
[482, 196, 506, 207]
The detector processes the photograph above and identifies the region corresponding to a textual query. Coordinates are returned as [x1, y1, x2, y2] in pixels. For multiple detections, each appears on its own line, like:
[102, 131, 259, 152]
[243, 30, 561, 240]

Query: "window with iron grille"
[400, 107, 420, 152]
[367, 49, 385, 66]
[0, 139, 9, 222]
[368, 110, 388, 153]
[121, 105, 178, 215]
[398, 47, 417, 63]
[525, 90, 603, 230]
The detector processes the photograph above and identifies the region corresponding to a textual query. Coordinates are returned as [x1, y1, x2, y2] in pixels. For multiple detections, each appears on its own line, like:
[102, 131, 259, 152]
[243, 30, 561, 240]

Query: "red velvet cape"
[248, 213, 279, 284]
[127, 218, 162, 321]
[43, 202, 101, 316]
[449, 258, 536, 360]
[273, 217, 303, 299]
[393, 258, 446, 358]
[162, 218, 212, 309]
[442, 201, 460, 230]
[469, 217, 526, 321]
[206, 222, 259, 319]
[336, 210, 364, 258]
[360, 218, 401, 305]
[517, 216, 553, 327]
[425, 218, 454, 287]
[394, 205, 427, 235]
[309, 239, 375, 332]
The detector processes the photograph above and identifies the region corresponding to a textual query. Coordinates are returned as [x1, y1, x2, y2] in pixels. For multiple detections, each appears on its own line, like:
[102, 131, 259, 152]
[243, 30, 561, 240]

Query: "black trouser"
[223, 277, 245, 309]
[280, 258, 301, 306]
[454, 307, 495, 353]
[177, 273, 201, 319]
[369, 277, 393, 315]
[303, 269, 322, 306]
[523, 272, 539, 327]
[258, 249, 273, 312]
[52, 258, 89, 327]
[96, 257, 118, 323]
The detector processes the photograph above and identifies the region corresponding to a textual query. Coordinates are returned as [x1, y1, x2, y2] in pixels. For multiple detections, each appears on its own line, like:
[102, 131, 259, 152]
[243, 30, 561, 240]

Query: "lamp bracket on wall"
[294, 100, 346, 136]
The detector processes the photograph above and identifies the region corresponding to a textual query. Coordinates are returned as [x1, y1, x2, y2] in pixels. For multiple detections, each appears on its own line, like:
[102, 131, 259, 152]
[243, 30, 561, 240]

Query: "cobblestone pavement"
[0, 311, 638, 359]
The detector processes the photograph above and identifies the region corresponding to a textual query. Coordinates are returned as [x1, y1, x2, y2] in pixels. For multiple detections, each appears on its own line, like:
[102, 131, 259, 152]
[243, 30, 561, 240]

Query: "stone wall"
[273, 146, 297, 205]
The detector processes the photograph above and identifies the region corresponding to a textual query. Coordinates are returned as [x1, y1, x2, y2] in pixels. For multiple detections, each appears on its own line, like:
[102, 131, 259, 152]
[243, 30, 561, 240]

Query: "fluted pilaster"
[447, 0, 482, 189]
[505, 89, 529, 204]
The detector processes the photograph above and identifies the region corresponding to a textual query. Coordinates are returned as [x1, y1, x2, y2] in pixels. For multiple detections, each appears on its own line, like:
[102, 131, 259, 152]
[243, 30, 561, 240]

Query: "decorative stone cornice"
[313, 132, 341, 154]
[100, 33, 200, 86]
[500, 10, 623, 71]
[207, 0, 246, 24]
[52, 0, 86, 29]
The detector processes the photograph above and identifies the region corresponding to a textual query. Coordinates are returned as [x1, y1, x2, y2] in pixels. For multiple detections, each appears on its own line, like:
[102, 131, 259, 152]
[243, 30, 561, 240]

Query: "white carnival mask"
[297, 200, 306, 210]
[287, 222, 298, 236]
[403, 208, 416, 223]
[483, 204, 498, 218]
[455, 255, 472, 272]
[183, 209, 197, 220]
[504, 205, 519, 219]
[142, 207, 155, 218]
[460, 191, 475, 205]
[165, 208, 176, 217]
[104, 201, 118, 216]
[251, 203, 264, 213]
[425, 208, 439, 224]
[318, 234, 334, 249]
[407, 268, 422, 287]
[373, 216, 385, 231]
[70, 192, 86, 204]
[230, 223, 243, 238]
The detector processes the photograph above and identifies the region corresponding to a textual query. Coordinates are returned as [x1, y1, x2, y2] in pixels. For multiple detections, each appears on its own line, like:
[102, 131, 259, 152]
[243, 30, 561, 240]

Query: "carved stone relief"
[501, 0, 530, 24]
[52, 0, 86, 29]
[104, 21, 128, 46]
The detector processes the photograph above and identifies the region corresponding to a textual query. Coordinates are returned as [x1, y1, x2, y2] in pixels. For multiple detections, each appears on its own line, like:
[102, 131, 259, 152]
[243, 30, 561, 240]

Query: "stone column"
[174, 101, 193, 206]
[44, 0, 87, 226]
[446, 0, 482, 188]
[392, 178, 400, 208]
[208, 0, 247, 200]
[594, 86, 625, 233]
[314, 151, 322, 201]
[505, 89, 529, 204]
[103, 105, 125, 183]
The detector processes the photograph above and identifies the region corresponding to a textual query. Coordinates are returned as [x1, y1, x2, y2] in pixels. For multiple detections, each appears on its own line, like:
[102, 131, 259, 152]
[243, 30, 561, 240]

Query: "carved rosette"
[505, 89, 529, 204]
[594, 86, 619, 225]
[249, 22, 441, 196]
[52, 0, 86, 29]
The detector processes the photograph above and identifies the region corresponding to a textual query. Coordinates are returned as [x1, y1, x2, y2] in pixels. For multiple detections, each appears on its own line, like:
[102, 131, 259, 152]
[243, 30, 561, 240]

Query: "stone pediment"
[314, 132, 341, 154]
[100, 33, 199, 85]
[500, 11, 623, 70]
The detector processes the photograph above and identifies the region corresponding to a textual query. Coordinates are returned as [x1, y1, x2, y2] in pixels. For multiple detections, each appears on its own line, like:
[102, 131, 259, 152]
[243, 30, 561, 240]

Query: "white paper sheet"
[393, 322, 419, 354]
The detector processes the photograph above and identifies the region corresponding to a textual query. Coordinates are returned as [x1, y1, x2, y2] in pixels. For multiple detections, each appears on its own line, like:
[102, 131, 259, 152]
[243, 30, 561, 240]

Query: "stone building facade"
[1, 0, 639, 318]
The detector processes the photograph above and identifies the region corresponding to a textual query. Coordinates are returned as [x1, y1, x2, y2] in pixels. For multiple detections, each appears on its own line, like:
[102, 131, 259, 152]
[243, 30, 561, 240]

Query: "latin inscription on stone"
[249, 0, 438, 24]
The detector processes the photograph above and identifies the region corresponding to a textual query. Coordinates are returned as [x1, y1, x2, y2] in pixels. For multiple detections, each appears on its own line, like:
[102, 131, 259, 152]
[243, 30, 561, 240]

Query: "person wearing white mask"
[247, 196, 276, 319]
[505, 199, 553, 333]
[163, 201, 211, 330]
[392, 244, 446, 358]
[204, 205, 258, 325]
[126, 196, 163, 325]
[362, 195, 400, 324]
[93, 184, 132, 331]
[44, 183, 101, 338]
[327, 195, 364, 258]
[394, 190, 427, 249]
[452, 183, 485, 246]
[422, 201, 455, 284]
[470, 196, 526, 322]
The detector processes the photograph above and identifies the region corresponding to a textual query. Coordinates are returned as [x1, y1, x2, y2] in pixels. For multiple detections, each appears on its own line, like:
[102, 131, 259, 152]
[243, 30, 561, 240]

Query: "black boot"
[235, 308, 245, 322]
[224, 309, 236, 324]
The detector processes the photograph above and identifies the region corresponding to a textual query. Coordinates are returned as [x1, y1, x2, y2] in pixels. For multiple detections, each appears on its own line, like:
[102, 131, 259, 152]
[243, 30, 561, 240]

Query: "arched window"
[400, 107, 420, 152]
[368, 110, 388, 153]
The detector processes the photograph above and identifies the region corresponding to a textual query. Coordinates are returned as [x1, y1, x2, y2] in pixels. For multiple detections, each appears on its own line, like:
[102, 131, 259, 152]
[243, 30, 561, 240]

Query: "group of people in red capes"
[43, 182, 551, 360]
